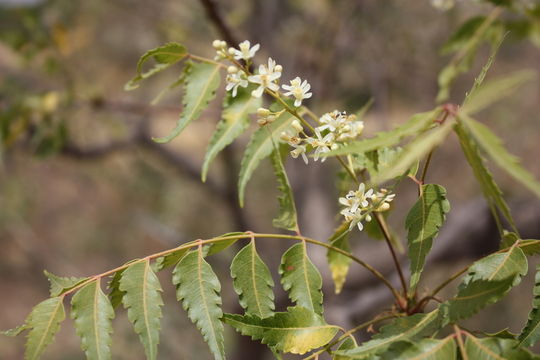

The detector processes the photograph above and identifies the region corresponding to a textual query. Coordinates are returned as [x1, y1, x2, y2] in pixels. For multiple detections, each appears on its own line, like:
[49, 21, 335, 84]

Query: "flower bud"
[227, 66, 238, 74]
[291, 120, 303, 133]
[257, 118, 268, 126]
[267, 115, 276, 123]
[228, 48, 236, 55]
[212, 40, 223, 49]
[274, 64, 283, 73]
[280, 132, 292, 142]
[257, 108, 271, 117]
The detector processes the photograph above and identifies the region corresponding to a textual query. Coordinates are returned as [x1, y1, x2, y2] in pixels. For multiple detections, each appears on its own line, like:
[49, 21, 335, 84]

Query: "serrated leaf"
[155, 248, 189, 271]
[270, 145, 298, 231]
[24, 297, 65, 360]
[454, 122, 517, 232]
[279, 242, 323, 314]
[119, 260, 163, 360]
[406, 184, 451, 294]
[335, 310, 442, 358]
[462, 70, 537, 115]
[372, 120, 454, 185]
[153, 61, 221, 143]
[380, 337, 457, 360]
[2, 324, 30, 337]
[202, 88, 260, 182]
[173, 248, 225, 360]
[519, 265, 540, 347]
[231, 240, 275, 318]
[71, 279, 114, 360]
[333, 337, 357, 360]
[238, 111, 295, 207]
[327, 221, 352, 294]
[125, 42, 187, 90]
[465, 334, 540, 360]
[462, 245, 527, 286]
[207, 232, 245, 256]
[44, 270, 88, 297]
[324, 110, 438, 157]
[461, 115, 540, 198]
[222, 306, 339, 355]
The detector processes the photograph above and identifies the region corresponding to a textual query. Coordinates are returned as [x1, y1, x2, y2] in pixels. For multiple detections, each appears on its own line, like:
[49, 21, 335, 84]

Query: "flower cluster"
[339, 183, 395, 231]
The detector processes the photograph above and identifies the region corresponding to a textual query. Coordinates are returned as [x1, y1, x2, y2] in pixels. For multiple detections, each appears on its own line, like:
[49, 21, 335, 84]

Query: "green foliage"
[230, 240, 275, 318]
[206, 232, 245, 256]
[202, 88, 261, 182]
[173, 248, 225, 360]
[519, 265, 540, 347]
[44, 270, 88, 297]
[461, 115, 540, 198]
[327, 221, 352, 294]
[406, 184, 450, 294]
[125, 42, 187, 90]
[119, 260, 164, 360]
[222, 306, 339, 355]
[325, 110, 438, 157]
[153, 61, 221, 143]
[71, 280, 115, 360]
[270, 145, 298, 231]
[238, 111, 294, 206]
[155, 248, 190, 270]
[334, 310, 442, 358]
[454, 122, 517, 232]
[464, 334, 540, 359]
[24, 297, 66, 360]
[380, 337, 456, 360]
[279, 242, 324, 314]
[333, 338, 357, 360]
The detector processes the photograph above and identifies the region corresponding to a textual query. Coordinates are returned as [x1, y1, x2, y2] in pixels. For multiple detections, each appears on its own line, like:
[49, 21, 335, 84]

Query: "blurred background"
[1, 0, 539, 359]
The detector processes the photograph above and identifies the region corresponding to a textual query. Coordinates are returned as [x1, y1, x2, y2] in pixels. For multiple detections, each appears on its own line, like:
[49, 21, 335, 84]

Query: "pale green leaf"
[44, 270, 88, 297]
[406, 184, 450, 294]
[334, 310, 442, 358]
[465, 334, 540, 359]
[125, 42, 187, 90]
[372, 120, 454, 185]
[153, 61, 221, 143]
[270, 145, 298, 232]
[222, 306, 339, 355]
[279, 242, 323, 315]
[25, 297, 65, 360]
[380, 337, 457, 360]
[462, 70, 537, 115]
[519, 264, 540, 347]
[333, 337, 357, 360]
[230, 240, 275, 318]
[71, 280, 115, 360]
[327, 221, 352, 294]
[238, 111, 295, 207]
[2, 324, 30, 337]
[324, 110, 438, 157]
[202, 87, 260, 182]
[155, 248, 189, 271]
[206, 232, 245, 256]
[119, 260, 163, 360]
[461, 115, 540, 198]
[518, 240, 540, 256]
[454, 122, 517, 231]
[462, 245, 527, 285]
[173, 248, 225, 360]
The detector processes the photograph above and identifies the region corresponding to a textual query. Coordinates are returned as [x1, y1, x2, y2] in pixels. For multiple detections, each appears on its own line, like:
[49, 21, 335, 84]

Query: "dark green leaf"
[465, 334, 540, 359]
[44, 270, 88, 297]
[380, 337, 457, 360]
[519, 265, 540, 347]
[24, 297, 65, 360]
[206, 232, 245, 256]
[270, 145, 298, 231]
[327, 221, 352, 294]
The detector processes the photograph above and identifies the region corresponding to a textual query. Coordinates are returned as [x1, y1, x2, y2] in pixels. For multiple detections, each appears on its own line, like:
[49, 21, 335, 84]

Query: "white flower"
[305, 129, 334, 162]
[370, 189, 396, 212]
[248, 58, 282, 98]
[290, 144, 309, 164]
[316, 110, 364, 143]
[339, 183, 386, 231]
[225, 66, 248, 97]
[213, 39, 228, 60]
[230, 40, 260, 61]
[282, 77, 312, 107]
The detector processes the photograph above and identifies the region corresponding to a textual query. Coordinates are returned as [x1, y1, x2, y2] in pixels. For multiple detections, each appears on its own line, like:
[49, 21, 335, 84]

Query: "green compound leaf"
[24, 296, 66, 360]
[461, 115, 540, 198]
[125, 42, 188, 90]
[173, 248, 225, 360]
[454, 122, 517, 232]
[279, 242, 323, 315]
[206, 232, 245, 256]
[119, 260, 164, 360]
[44, 270, 88, 297]
[238, 111, 295, 207]
[372, 120, 454, 185]
[71, 280, 115, 360]
[155, 247, 190, 271]
[462, 245, 528, 285]
[464, 334, 540, 359]
[222, 306, 339, 355]
[153, 61, 221, 144]
[462, 70, 537, 115]
[270, 145, 298, 232]
[326, 221, 352, 294]
[333, 337, 357, 360]
[519, 265, 540, 347]
[335, 310, 442, 358]
[406, 184, 451, 294]
[380, 337, 457, 360]
[231, 240, 275, 318]
[324, 109, 438, 157]
[202, 87, 261, 182]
